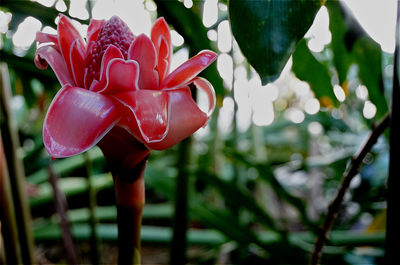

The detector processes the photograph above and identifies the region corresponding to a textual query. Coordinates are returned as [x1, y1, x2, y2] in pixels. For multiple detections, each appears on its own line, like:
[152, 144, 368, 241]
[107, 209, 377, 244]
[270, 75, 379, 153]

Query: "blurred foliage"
[0, 0, 392, 264]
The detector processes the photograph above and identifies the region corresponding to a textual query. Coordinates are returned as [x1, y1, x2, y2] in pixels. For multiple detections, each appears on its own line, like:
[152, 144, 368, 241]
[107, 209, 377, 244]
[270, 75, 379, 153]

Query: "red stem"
[98, 126, 150, 265]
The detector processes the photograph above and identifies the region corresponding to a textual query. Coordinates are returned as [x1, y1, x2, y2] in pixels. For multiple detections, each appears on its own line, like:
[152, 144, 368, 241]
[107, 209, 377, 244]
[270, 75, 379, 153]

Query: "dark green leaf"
[292, 39, 339, 107]
[229, 0, 321, 84]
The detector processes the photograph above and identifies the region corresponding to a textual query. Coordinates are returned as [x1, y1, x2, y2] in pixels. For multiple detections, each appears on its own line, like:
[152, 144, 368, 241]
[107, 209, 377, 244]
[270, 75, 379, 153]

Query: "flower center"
[85, 16, 134, 89]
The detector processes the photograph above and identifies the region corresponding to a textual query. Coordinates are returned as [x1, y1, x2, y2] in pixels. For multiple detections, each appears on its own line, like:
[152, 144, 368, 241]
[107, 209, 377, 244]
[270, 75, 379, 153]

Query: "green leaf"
[29, 174, 113, 207]
[353, 38, 388, 119]
[199, 170, 278, 230]
[292, 39, 339, 107]
[326, 0, 388, 119]
[327, 0, 352, 85]
[229, 0, 321, 84]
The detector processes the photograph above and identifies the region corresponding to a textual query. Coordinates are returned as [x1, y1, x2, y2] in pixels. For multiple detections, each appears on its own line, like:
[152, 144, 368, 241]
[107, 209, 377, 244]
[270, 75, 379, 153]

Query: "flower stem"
[113, 159, 147, 265]
[98, 127, 150, 265]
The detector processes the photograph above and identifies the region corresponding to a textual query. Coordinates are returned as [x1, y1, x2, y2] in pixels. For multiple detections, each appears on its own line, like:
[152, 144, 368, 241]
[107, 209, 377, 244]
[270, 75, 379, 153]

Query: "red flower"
[35, 15, 217, 158]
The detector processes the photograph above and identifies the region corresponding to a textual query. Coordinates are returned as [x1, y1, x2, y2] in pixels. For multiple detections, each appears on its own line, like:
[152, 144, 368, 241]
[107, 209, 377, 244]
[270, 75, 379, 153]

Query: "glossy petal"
[192, 77, 216, 118]
[43, 86, 120, 158]
[161, 50, 217, 89]
[36, 32, 59, 48]
[87, 19, 106, 43]
[128, 34, 159, 90]
[151, 17, 171, 81]
[145, 87, 208, 150]
[113, 90, 169, 143]
[58, 14, 86, 80]
[95, 59, 139, 94]
[34, 45, 75, 86]
[69, 39, 86, 87]
[89, 45, 123, 92]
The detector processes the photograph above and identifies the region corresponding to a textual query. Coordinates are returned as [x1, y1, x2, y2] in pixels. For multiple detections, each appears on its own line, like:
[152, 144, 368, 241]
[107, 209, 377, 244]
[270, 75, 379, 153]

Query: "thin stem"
[385, 2, 400, 263]
[84, 152, 101, 265]
[311, 113, 390, 265]
[0, 136, 22, 265]
[48, 165, 78, 265]
[170, 137, 191, 265]
[0, 63, 35, 265]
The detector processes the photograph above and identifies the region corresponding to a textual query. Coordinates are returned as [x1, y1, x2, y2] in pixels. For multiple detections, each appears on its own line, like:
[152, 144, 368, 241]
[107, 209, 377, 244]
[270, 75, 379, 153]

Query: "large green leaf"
[229, 0, 321, 84]
[292, 39, 339, 107]
[326, 0, 388, 119]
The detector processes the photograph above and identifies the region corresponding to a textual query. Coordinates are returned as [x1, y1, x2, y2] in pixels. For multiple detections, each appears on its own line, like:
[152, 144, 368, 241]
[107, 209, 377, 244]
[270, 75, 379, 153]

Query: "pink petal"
[58, 14, 86, 80]
[43, 85, 119, 158]
[128, 34, 159, 90]
[89, 45, 123, 92]
[34, 45, 75, 86]
[192, 77, 216, 118]
[151, 17, 171, 81]
[87, 19, 106, 43]
[146, 87, 208, 150]
[113, 90, 169, 143]
[69, 39, 86, 87]
[161, 50, 217, 89]
[36, 32, 59, 48]
[94, 58, 139, 95]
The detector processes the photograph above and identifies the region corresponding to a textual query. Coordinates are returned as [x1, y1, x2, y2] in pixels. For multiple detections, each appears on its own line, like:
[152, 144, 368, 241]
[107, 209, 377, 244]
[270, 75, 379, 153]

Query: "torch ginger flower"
[34, 14, 217, 161]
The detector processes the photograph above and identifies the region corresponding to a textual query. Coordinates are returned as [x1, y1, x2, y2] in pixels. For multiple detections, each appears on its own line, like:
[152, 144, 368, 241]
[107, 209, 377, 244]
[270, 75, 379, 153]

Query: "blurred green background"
[0, 0, 394, 264]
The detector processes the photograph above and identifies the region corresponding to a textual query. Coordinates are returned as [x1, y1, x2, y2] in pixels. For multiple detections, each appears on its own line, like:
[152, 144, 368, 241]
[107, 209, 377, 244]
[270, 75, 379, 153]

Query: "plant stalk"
[385, 2, 400, 262]
[98, 126, 150, 265]
[311, 113, 390, 265]
[84, 152, 101, 265]
[0, 136, 22, 265]
[113, 160, 146, 265]
[170, 137, 191, 265]
[0, 63, 35, 265]
[48, 165, 78, 265]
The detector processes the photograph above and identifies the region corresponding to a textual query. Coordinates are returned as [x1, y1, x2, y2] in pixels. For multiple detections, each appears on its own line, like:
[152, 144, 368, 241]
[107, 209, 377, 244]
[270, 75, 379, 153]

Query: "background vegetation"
[0, 0, 393, 264]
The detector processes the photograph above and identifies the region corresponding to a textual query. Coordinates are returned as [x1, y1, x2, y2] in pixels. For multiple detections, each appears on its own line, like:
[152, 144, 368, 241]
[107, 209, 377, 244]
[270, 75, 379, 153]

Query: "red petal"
[87, 19, 106, 43]
[43, 85, 119, 158]
[161, 50, 217, 89]
[146, 87, 208, 150]
[113, 90, 169, 143]
[69, 39, 85, 87]
[89, 44, 123, 92]
[34, 45, 75, 86]
[192, 77, 216, 118]
[151, 17, 171, 81]
[36, 32, 59, 48]
[95, 58, 139, 94]
[58, 14, 86, 80]
[128, 34, 159, 90]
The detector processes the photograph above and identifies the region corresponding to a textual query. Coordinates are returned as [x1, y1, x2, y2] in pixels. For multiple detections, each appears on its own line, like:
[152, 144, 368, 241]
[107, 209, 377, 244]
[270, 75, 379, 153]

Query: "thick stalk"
[0, 63, 35, 265]
[385, 2, 400, 263]
[114, 165, 146, 265]
[98, 127, 150, 265]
